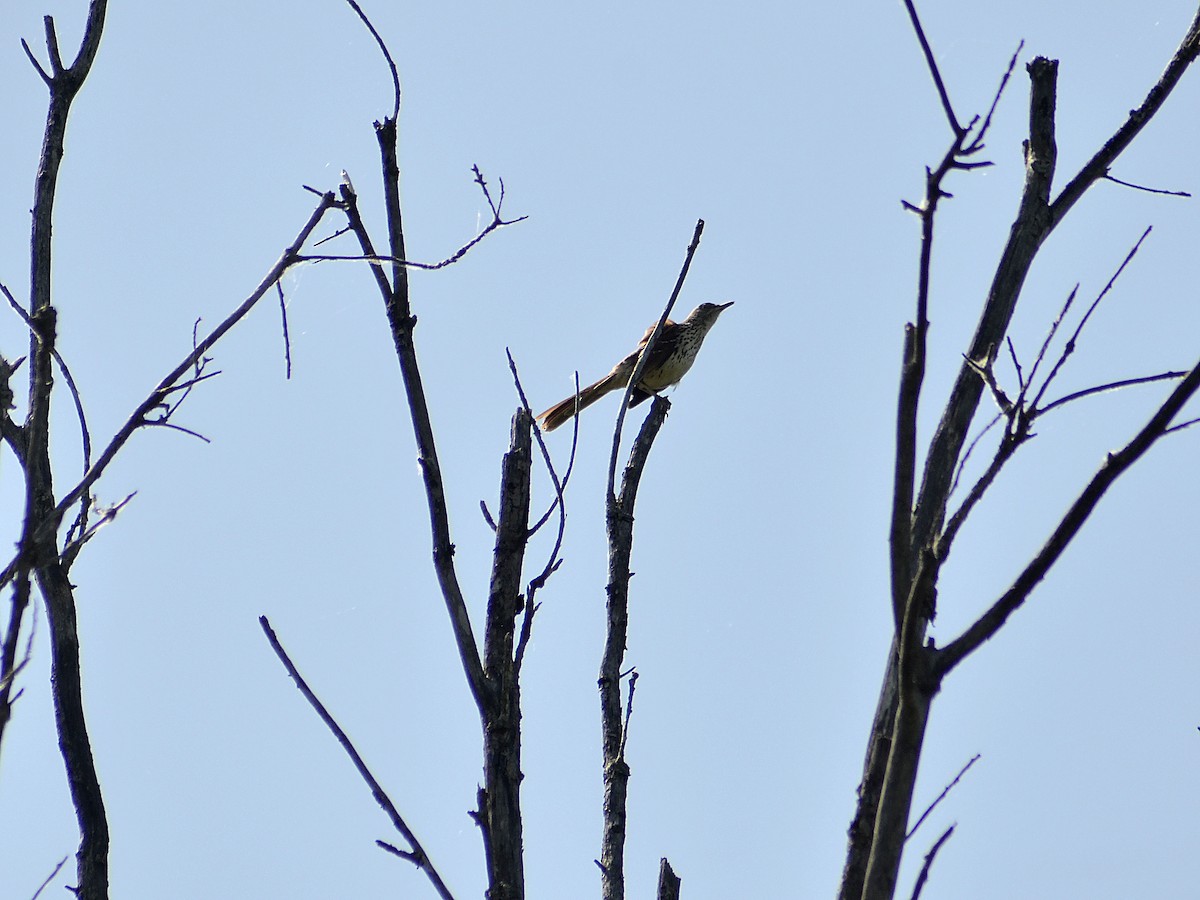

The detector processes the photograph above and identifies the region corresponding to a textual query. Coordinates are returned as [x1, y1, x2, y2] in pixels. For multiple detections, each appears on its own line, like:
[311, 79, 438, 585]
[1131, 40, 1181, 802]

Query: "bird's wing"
[635, 318, 677, 349]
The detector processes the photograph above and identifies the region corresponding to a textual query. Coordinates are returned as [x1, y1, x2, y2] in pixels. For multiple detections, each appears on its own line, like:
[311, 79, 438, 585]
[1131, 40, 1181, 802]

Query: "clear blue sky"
[2, 1, 1199, 898]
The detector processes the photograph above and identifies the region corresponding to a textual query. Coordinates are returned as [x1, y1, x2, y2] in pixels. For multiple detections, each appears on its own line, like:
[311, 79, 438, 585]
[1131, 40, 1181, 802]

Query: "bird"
[537, 301, 734, 432]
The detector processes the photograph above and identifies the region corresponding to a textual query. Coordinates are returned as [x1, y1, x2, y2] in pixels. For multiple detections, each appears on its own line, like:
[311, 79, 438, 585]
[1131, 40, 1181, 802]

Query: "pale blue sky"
[2, 1, 1199, 898]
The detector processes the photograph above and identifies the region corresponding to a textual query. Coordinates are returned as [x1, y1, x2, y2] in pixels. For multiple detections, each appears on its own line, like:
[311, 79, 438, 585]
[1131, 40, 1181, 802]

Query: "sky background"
[2, 1, 1199, 898]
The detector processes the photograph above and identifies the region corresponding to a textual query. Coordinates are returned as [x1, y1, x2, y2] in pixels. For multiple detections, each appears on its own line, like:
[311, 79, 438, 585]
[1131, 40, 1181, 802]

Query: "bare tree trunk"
[837, 641, 898, 900]
[14, 5, 110, 897]
[839, 6, 1200, 898]
[599, 398, 669, 900]
[480, 411, 534, 899]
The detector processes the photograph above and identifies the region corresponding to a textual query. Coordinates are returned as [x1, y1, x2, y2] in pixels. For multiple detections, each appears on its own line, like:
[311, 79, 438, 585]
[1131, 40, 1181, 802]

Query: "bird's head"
[687, 301, 735, 326]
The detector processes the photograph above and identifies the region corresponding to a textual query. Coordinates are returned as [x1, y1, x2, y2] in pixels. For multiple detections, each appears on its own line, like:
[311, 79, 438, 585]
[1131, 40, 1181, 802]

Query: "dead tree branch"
[14, 5, 111, 897]
[907, 825, 955, 900]
[599, 397, 669, 900]
[259, 617, 455, 900]
[844, 7, 1200, 900]
[605, 219, 704, 504]
[596, 220, 709, 899]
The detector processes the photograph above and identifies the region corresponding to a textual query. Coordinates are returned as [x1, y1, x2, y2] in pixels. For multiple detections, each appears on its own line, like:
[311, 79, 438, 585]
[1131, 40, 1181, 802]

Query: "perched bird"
[538, 301, 734, 432]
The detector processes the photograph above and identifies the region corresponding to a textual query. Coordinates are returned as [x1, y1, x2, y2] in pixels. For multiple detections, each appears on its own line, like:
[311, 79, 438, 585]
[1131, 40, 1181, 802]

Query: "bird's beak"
[717, 301, 735, 312]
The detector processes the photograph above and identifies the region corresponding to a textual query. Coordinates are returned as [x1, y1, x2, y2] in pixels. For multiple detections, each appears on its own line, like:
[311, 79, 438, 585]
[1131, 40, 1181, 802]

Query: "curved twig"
[1036, 370, 1188, 418]
[344, 0, 401, 120]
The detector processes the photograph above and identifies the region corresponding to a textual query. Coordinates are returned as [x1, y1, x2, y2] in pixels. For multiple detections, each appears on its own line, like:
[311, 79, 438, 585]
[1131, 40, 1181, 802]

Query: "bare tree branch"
[28, 856, 68, 900]
[890, 45, 1021, 628]
[504, 351, 569, 673]
[845, 9, 1200, 900]
[1036, 370, 1188, 418]
[906, 754, 980, 841]
[478, 410, 533, 900]
[344, 0, 401, 120]
[908, 825, 955, 900]
[1048, 10, 1200, 226]
[606, 219, 704, 506]
[908, 55, 1060, 572]
[17, 6, 111, 896]
[935, 357, 1200, 676]
[0, 281, 92, 474]
[599, 397, 670, 900]
[1102, 173, 1192, 197]
[900, 0, 963, 136]
[276, 282, 293, 380]
[1030, 227, 1152, 412]
[259, 617, 455, 900]
[32, 193, 340, 553]
[526, 367, 578, 538]
[656, 858, 682, 900]
[0, 576, 35, 758]
[337, 168, 491, 709]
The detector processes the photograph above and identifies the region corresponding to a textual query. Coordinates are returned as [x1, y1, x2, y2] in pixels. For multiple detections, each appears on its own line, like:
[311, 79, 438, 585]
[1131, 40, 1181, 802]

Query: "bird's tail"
[538, 367, 630, 432]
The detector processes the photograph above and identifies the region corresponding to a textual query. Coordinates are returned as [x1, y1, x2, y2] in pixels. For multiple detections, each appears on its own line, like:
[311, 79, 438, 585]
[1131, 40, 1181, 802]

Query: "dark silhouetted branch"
[260, 617, 455, 900]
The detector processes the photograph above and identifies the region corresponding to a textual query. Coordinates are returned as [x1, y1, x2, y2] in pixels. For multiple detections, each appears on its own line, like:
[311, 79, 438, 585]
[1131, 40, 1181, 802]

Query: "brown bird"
[538, 301, 734, 432]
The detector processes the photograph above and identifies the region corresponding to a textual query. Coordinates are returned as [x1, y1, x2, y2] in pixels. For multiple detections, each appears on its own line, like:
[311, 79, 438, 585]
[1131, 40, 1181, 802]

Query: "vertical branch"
[861, 556, 939, 900]
[17, 5, 110, 899]
[909, 58, 1059, 558]
[848, 11, 1200, 900]
[656, 859, 682, 900]
[599, 397, 670, 900]
[339, 120, 489, 710]
[844, 67, 1055, 900]
[605, 219, 704, 506]
[477, 410, 533, 900]
[0, 573, 32, 760]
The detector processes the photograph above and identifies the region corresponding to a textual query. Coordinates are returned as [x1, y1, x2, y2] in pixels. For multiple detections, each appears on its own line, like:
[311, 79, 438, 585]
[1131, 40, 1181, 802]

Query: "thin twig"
[901, 0, 961, 136]
[1005, 337, 1024, 392]
[521, 365, 577, 537]
[1037, 370, 1188, 418]
[337, 171, 490, 709]
[964, 41, 1024, 154]
[963, 355, 1013, 416]
[946, 409, 1002, 497]
[21, 38, 52, 85]
[28, 856, 68, 900]
[908, 825, 955, 900]
[1164, 414, 1200, 435]
[906, 754, 980, 840]
[145, 420, 212, 442]
[1048, 9, 1200, 226]
[505, 349, 569, 671]
[295, 206, 526, 272]
[40, 194, 338, 542]
[1102, 174, 1191, 197]
[344, 0, 401, 120]
[606, 219, 704, 506]
[1, 281, 92, 471]
[61, 492, 135, 565]
[1031, 227, 1152, 412]
[259, 617, 455, 900]
[276, 282, 293, 380]
[1023, 284, 1078, 403]
[617, 669, 639, 760]
[936, 357, 1200, 677]
[939, 426, 1025, 562]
